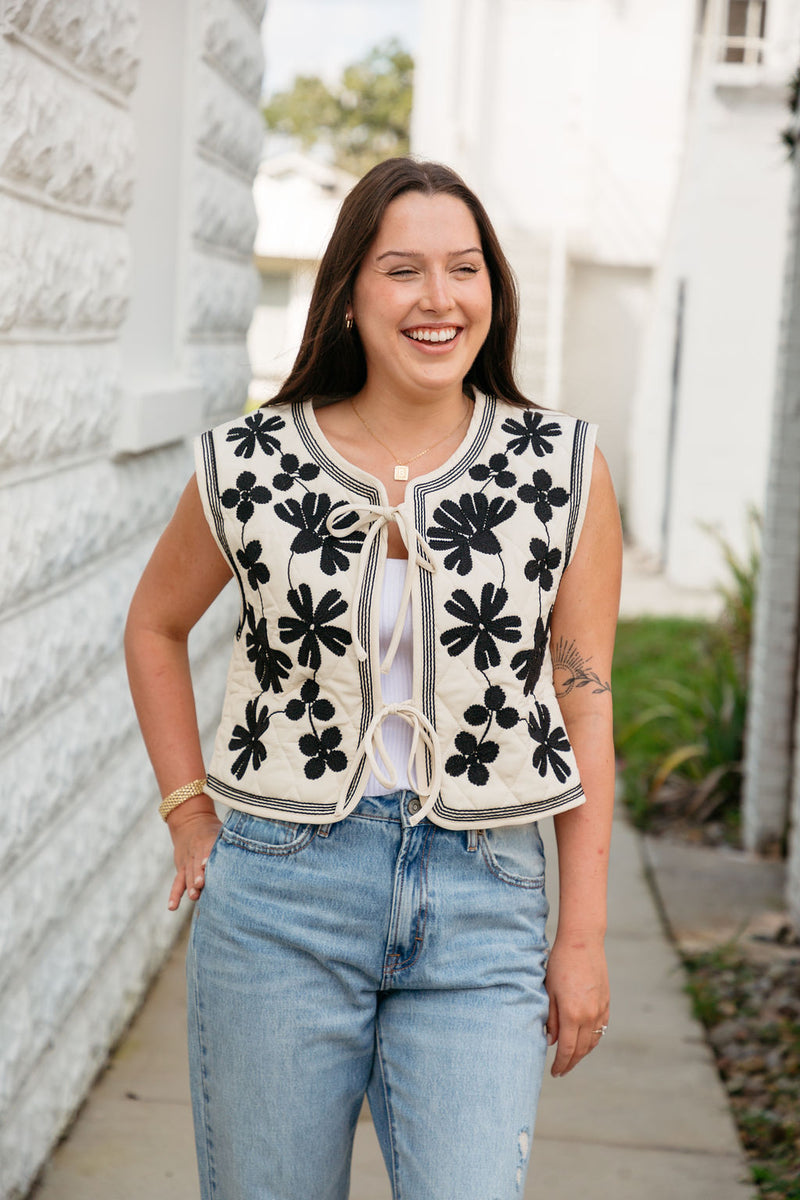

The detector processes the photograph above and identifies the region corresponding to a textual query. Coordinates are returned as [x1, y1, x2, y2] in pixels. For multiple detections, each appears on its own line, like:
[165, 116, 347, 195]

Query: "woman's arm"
[125, 476, 233, 910]
[545, 446, 622, 1076]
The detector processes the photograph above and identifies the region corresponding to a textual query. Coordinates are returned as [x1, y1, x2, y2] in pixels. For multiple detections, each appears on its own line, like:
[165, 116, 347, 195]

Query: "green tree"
[262, 38, 414, 175]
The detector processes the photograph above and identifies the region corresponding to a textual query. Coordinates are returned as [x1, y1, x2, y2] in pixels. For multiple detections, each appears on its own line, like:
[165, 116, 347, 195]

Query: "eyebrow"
[375, 247, 484, 261]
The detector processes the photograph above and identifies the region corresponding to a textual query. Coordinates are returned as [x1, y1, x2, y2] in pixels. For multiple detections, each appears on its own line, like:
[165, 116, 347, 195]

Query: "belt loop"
[467, 828, 478, 852]
[317, 823, 332, 838]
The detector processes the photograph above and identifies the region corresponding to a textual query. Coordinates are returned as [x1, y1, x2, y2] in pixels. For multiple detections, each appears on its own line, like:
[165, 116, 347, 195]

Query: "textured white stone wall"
[0, 1, 265, 1196]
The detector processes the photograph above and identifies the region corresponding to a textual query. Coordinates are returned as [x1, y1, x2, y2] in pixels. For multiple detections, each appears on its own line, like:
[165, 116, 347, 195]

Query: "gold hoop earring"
[345, 314, 354, 331]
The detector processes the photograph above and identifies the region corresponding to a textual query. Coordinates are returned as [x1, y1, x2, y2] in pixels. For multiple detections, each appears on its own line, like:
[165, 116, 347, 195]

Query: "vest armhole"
[563, 420, 599, 569]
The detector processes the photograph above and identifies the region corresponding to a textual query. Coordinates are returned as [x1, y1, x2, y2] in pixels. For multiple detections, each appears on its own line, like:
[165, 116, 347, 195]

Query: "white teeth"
[405, 327, 458, 343]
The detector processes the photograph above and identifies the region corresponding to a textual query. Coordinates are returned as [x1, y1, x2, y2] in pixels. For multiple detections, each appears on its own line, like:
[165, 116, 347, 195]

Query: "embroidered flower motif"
[298, 726, 348, 780]
[245, 608, 292, 693]
[511, 616, 551, 695]
[527, 702, 572, 782]
[518, 469, 569, 524]
[278, 584, 351, 670]
[441, 584, 522, 671]
[464, 685, 519, 731]
[468, 453, 517, 489]
[221, 471, 272, 524]
[427, 493, 516, 575]
[285, 678, 335, 723]
[524, 538, 562, 591]
[236, 540, 270, 589]
[272, 452, 320, 491]
[226, 412, 285, 459]
[445, 731, 499, 786]
[229, 699, 270, 779]
[275, 493, 364, 574]
[502, 410, 562, 458]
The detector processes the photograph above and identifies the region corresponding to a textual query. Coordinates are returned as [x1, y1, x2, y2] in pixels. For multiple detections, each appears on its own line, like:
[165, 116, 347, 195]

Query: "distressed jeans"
[186, 790, 550, 1200]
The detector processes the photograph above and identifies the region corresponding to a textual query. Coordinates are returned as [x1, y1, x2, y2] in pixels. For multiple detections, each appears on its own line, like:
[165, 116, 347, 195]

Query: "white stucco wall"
[411, 0, 693, 489]
[0, 3, 264, 1196]
[560, 262, 651, 503]
[627, 83, 793, 587]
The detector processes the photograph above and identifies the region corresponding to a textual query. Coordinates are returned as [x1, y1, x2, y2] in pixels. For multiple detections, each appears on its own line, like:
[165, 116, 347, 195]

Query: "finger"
[551, 1016, 580, 1077]
[168, 868, 186, 911]
[545, 1000, 559, 1048]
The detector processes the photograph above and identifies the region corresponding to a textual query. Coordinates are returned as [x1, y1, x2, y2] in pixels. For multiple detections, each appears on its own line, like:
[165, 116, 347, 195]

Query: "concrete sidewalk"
[29, 811, 755, 1200]
[29, 552, 756, 1198]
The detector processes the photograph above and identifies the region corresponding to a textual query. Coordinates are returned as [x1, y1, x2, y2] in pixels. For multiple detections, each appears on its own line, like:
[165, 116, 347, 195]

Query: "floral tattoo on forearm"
[552, 637, 611, 698]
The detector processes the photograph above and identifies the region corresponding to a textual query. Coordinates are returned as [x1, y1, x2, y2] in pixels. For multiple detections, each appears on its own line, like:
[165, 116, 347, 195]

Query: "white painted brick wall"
[0, 1, 265, 1195]
[742, 131, 800, 871]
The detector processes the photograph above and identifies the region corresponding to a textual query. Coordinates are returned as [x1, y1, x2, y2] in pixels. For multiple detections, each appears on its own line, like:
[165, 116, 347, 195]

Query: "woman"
[125, 157, 621, 1200]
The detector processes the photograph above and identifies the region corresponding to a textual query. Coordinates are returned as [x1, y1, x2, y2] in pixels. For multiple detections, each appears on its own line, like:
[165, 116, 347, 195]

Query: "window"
[723, 0, 767, 64]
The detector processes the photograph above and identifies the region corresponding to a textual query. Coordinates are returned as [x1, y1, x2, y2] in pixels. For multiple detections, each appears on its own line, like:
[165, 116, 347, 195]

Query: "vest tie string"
[326, 503, 436, 672]
[335, 701, 443, 823]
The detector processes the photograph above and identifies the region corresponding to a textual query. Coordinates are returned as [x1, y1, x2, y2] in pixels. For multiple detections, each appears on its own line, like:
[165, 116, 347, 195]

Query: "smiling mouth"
[402, 326, 459, 344]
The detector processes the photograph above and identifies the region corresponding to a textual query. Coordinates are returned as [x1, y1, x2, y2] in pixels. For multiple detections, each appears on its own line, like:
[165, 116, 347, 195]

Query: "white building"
[412, 0, 800, 589]
[628, 0, 800, 587]
[248, 152, 356, 403]
[411, 0, 696, 509]
[0, 3, 264, 1196]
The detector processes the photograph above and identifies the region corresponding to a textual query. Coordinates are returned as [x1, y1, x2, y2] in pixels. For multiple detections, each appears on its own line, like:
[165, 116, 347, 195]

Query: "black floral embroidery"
[441, 584, 522, 671]
[236, 540, 270, 589]
[285, 678, 335, 723]
[464, 685, 519, 731]
[524, 538, 562, 591]
[527, 702, 571, 782]
[518, 469, 569, 524]
[468, 453, 517, 489]
[226, 412, 284, 459]
[278, 584, 351, 670]
[299, 726, 348, 780]
[222, 471, 272, 524]
[511, 616, 551, 695]
[229, 699, 270, 778]
[427, 493, 516, 576]
[502, 410, 562, 458]
[445, 731, 499, 786]
[245, 608, 292, 693]
[275, 493, 364, 574]
[273, 453, 320, 491]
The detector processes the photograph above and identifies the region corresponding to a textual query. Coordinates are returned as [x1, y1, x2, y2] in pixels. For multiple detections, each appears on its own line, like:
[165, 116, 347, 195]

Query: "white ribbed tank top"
[363, 557, 414, 795]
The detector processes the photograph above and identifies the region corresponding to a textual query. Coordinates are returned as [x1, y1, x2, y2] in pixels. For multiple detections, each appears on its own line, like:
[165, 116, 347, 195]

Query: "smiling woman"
[124, 156, 622, 1200]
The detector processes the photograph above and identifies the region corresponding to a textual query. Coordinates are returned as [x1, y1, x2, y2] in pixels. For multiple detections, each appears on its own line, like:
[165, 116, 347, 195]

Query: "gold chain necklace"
[350, 398, 471, 481]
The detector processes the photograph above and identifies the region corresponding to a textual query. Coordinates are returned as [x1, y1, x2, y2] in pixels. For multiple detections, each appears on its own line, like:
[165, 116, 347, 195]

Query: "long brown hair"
[264, 157, 532, 408]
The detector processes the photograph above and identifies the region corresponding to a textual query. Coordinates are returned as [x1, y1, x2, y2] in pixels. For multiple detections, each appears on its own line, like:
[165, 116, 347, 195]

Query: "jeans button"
[407, 796, 421, 815]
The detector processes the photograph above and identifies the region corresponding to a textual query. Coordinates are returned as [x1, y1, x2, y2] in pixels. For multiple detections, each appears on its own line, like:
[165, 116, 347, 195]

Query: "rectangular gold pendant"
[394, 464, 409, 481]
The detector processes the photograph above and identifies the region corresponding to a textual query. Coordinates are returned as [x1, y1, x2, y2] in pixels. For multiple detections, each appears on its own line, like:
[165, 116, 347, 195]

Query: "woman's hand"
[167, 806, 222, 911]
[544, 932, 610, 1077]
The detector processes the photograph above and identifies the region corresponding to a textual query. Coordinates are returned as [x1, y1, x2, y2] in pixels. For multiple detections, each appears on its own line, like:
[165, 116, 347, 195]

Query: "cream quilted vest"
[194, 393, 597, 829]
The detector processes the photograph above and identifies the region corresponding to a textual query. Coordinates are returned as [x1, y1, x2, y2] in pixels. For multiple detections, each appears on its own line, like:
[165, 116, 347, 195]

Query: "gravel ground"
[682, 937, 800, 1198]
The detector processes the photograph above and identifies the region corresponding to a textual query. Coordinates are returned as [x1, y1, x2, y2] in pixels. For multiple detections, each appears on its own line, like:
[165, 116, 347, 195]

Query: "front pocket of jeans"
[478, 824, 545, 889]
[220, 810, 317, 856]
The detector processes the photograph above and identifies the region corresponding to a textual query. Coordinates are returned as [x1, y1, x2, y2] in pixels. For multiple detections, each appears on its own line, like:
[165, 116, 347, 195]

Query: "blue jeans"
[186, 790, 550, 1200]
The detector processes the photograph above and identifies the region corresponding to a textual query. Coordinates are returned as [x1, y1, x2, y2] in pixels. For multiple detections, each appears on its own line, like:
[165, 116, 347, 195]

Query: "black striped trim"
[207, 775, 339, 816]
[293, 401, 381, 789]
[432, 781, 585, 822]
[414, 394, 497, 785]
[564, 419, 591, 568]
[199, 430, 248, 637]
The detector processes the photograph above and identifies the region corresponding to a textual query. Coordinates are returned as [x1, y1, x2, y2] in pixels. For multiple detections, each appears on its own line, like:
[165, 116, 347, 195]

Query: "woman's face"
[350, 191, 493, 402]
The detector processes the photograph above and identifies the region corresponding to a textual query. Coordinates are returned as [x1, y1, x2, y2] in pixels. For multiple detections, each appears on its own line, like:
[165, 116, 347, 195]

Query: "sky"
[261, 0, 420, 97]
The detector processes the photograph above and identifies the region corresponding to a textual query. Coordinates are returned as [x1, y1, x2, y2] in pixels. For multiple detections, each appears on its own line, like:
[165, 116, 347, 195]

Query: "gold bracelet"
[159, 777, 208, 822]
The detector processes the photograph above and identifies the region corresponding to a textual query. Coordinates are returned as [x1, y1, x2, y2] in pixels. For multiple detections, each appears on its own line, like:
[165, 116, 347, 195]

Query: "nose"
[420, 269, 453, 313]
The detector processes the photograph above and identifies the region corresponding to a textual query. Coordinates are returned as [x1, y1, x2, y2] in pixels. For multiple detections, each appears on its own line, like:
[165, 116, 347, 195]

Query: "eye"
[387, 267, 417, 278]
[454, 264, 480, 276]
